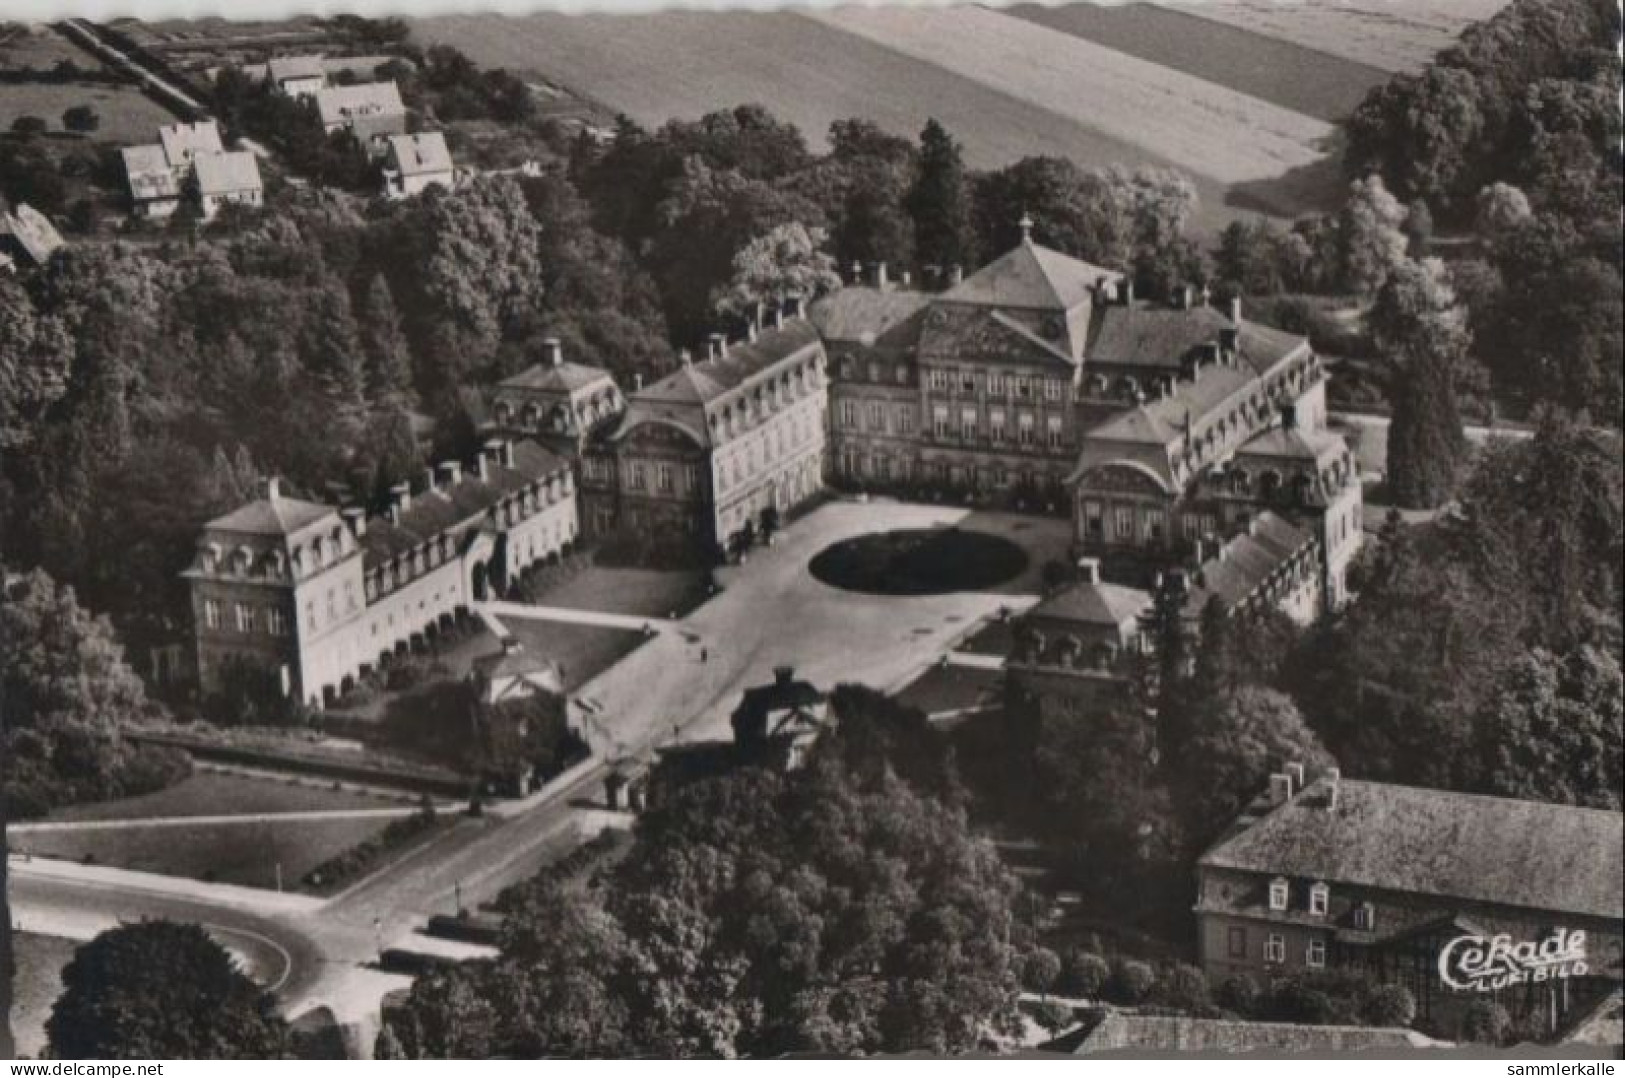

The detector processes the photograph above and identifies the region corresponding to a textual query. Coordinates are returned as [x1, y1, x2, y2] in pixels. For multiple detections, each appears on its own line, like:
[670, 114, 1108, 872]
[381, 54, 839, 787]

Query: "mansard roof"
[205, 492, 336, 537]
[1200, 776, 1624, 920]
[1181, 510, 1314, 613]
[1028, 580, 1152, 628]
[807, 288, 929, 347]
[360, 440, 568, 566]
[941, 238, 1120, 311]
[500, 360, 616, 396]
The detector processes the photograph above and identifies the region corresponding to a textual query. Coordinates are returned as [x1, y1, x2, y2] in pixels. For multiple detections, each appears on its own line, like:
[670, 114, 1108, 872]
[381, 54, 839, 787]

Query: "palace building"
[813, 225, 1362, 620]
[577, 314, 829, 552]
[185, 438, 578, 707]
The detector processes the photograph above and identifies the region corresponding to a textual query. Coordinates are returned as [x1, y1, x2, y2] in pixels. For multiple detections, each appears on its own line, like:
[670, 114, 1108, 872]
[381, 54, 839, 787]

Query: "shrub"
[1361, 983, 1417, 1027]
[301, 805, 440, 892]
[1022, 947, 1062, 996]
[1154, 962, 1211, 1014]
[1059, 949, 1111, 998]
[10, 115, 47, 137]
[1029, 998, 1075, 1034]
[62, 105, 100, 133]
[1215, 973, 1261, 1015]
[1105, 957, 1157, 1006]
[116, 743, 193, 797]
[1460, 1000, 1510, 1044]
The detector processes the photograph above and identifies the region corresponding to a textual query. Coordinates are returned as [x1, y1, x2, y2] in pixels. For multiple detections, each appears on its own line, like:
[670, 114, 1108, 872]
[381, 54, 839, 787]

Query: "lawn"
[10, 813, 396, 891]
[533, 562, 711, 621]
[1004, 1, 1387, 122]
[47, 769, 406, 823]
[811, 527, 1030, 596]
[0, 81, 176, 144]
[10, 932, 77, 1059]
[1159, 0, 1510, 74]
[500, 616, 647, 694]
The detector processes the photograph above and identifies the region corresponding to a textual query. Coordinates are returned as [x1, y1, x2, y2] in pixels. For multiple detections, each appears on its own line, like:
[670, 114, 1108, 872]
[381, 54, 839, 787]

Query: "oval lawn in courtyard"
[808, 527, 1030, 596]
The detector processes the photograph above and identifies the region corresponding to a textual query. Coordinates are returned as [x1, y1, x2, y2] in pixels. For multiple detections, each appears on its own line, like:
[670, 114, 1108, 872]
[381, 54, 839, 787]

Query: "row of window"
[203, 599, 290, 637]
[717, 410, 818, 494]
[838, 451, 1063, 492]
[1268, 878, 1374, 930]
[924, 368, 1068, 402]
[1229, 926, 1327, 968]
[835, 400, 916, 437]
[927, 405, 1065, 449]
[624, 460, 703, 496]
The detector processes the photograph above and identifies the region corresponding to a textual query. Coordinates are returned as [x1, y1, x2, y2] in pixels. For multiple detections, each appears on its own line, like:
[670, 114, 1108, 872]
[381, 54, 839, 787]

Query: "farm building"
[193, 151, 264, 220]
[315, 81, 407, 149]
[381, 131, 456, 199]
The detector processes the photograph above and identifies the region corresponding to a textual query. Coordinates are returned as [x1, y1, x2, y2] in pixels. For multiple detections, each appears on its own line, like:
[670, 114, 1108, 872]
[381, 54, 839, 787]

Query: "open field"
[411, 10, 1245, 231]
[10, 812, 395, 890]
[811, 6, 1332, 187]
[1160, 0, 1510, 73]
[0, 81, 173, 144]
[11, 932, 77, 1059]
[1005, 2, 1387, 122]
[1, 23, 90, 70]
[47, 769, 401, 823]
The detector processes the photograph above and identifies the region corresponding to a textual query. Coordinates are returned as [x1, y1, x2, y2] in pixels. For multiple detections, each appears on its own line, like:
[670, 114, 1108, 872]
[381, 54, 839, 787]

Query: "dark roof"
[808, 287, 930, 346]
[1088, 305, 1306, 379]
[917, 303, 1081, 370]
[1029, 580, 1151, 628]
[1182, 511, 1313, 612]
[361, 440, 568, 565]
[1060, 1013, 1437, 1055]
[733, 673, 826, 725]
[499, 360, 615, 396]
[205, 494, 335, 537]
[1235, 423, 1346, 465]
[473, 641, 563, 690]
[1200, 777, 1625, 920]
[942, 239, 1120, 311]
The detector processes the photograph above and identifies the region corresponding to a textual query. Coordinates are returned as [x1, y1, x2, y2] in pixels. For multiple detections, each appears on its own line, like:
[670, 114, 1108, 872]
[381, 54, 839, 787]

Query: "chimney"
[388, 482, 411, 522]
[1324, 767, 1341, 810]
[948, 264, 964, 286]
[1229, 296, 1243, 324]
[1076, 556, 1101, 585]
[1123, 280, 1135, 305]
[424, 466, 437, 493]
[773, 664, 795, 687]
[634, 372, 644, 391]
[792, 295, 806, 320]
[437, 461, 462, 486]
[772, 305, 785, 331]
[475, 452, 491, 482]
[264, 476, 282, 501]
[1178, 284, 1194, 310]
[873, 261, 889, 292]
[542, 337, 563, 367]
[679, 348, 693, 367]
[1286, 761, 1305, 790]
[900, 270, 912, 289]
[1269, 772, 1294, 806]
[707, 333, 725, 361]
[341, 505, 367, 538]
[747, 320, 759, 343]
[501, 636, 521, 655]
[1280, 403, 1298, 430]
[850, 260, 863, 285]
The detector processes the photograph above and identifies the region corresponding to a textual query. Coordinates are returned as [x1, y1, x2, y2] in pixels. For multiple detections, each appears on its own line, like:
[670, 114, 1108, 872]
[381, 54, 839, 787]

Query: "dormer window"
[1353, 902, 1375, 931]
[1268, 877, 1290, 911]
[1309, 881, 1329, 916]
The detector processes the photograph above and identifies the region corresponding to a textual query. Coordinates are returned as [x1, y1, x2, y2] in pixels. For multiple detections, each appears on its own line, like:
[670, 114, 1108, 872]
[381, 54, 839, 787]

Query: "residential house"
[0, 202, 65, 270]
[158, 120, 225, 172]
[193, 151, 264, 220]
[266, 54, 329, 97]
[120, 143, 182, 217]
[315, 81, 407, 150]
[381, 131, 456, 199]
[1196, 770, 1624, 1037]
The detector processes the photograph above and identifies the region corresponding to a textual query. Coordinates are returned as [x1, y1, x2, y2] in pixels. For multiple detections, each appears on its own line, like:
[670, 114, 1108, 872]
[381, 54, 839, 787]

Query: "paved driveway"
[558, 498, 1064, 759]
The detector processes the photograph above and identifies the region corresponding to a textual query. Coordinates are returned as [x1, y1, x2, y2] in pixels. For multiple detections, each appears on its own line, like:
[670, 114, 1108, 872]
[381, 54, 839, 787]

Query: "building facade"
[1197, 771, 1623, 1037]
[185, 438, 578, 707]
[382, 132, 457, 200]
[578, 316, 828, 553]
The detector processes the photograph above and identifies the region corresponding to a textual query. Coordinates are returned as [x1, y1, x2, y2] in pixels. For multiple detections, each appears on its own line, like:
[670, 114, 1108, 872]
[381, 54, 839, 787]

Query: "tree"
[1022, 948, 1062, 998]
[1380, 263, 1470, 510]
[1474, 181, 1532, 234]
[906, 119, 977, 273]
[61, 105, 100, 133]
[386, 753, 1025, 1058]
[47, 921, 288, 1059]
[357, 273, 415, 404]
[1337, 176, 1409, 295]
[712, 221, 841, 325]
[0, 277, 74, 449]
[1059, 950, 1110, 999]
[10, 115, 47, 137]
[1171, 686, 1335, 837]
[1460, 999, 1510, 1044]
[1474, 647, 1623, 808]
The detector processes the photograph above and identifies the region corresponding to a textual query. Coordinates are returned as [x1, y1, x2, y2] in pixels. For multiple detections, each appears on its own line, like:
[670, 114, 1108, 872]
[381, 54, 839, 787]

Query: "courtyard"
[557, 498, 1070, 758]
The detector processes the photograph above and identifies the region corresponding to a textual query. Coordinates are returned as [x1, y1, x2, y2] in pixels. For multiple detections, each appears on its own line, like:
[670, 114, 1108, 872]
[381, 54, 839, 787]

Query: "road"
[54, 20, 212, 117]
[13, 499, 1059, 1055]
